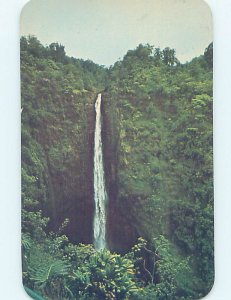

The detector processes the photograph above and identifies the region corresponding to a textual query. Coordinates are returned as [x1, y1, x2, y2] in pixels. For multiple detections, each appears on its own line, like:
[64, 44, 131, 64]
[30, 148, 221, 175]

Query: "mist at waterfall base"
[93, 94, 108, 250]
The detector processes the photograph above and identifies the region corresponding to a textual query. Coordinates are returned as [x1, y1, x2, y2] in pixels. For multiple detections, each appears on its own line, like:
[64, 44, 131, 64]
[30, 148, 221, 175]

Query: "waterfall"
[93, 93, 107, 250]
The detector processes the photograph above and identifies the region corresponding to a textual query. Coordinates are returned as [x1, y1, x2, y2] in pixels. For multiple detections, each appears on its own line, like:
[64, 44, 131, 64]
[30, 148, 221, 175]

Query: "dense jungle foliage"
[21, 36, 213, 300]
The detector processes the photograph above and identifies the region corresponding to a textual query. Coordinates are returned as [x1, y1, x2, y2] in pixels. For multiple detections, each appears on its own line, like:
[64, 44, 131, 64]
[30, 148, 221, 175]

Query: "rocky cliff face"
[23, 91, 97, 244]
[46, 93, 96, 244]
[102, 93, 139, 253]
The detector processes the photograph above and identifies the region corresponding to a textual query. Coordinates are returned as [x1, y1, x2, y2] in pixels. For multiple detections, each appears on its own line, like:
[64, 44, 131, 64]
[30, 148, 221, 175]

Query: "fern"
[22, 233, 33, 252]
[28, 257, 72, 298]
[29, 260, 70, 287]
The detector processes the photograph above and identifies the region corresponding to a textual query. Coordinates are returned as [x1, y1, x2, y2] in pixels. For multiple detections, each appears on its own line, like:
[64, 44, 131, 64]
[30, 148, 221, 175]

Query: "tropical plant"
[28, 255, 72, 299]
[70, 249, 139, 299]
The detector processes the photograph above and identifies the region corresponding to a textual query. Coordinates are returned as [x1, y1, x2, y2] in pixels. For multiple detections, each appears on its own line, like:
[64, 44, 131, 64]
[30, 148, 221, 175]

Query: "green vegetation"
[21, 36, 213, 299]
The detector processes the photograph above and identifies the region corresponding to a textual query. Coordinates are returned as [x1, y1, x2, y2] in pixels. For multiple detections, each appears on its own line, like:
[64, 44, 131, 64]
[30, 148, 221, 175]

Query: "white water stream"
[93, 93, 107, 250]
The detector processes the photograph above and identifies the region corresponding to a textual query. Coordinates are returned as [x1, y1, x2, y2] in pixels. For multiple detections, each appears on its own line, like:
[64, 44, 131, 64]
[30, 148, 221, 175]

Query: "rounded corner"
[22, 284, 45, 300]
[199, 273, 216, 299]
[200, 0, 214, 22]
[22, 284, 33, 300]
[20, 0, 32, 27]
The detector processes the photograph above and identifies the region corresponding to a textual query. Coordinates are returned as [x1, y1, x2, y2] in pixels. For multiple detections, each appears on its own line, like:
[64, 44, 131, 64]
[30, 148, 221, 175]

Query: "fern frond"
[22, 233, 33, 252]
[29, 259, 70, 286]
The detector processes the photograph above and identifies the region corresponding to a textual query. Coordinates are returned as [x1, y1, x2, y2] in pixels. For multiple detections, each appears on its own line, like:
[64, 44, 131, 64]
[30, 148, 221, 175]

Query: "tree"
[204, 42, 213, 68]
[49, 42, 66, 62]
[162, 47, 178, 66]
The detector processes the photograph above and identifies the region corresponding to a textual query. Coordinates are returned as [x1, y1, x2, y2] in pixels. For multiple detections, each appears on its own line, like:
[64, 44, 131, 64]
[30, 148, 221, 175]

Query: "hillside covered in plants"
[21, 36, 213, 300]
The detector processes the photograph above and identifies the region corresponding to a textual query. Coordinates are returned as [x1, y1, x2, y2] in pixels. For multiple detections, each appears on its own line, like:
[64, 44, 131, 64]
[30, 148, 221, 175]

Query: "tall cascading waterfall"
[93, 93, 108, 250]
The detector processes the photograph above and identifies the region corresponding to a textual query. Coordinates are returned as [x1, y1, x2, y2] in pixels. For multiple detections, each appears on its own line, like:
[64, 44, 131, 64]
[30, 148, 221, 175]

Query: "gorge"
[21, 36, 214, 299]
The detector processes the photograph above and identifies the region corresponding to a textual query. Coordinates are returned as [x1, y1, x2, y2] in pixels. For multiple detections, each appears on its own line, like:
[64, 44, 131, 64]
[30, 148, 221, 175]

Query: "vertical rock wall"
[42, 92, 96, 244]
[102, 93, 139, 253]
